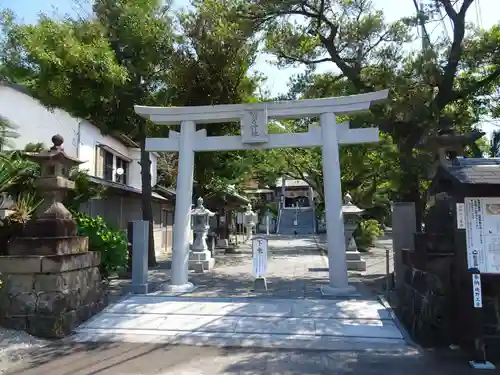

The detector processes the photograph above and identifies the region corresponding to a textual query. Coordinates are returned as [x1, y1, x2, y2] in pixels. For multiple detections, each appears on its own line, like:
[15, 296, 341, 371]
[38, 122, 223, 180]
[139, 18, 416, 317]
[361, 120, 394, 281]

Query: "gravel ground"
[0, 327, 50, 374]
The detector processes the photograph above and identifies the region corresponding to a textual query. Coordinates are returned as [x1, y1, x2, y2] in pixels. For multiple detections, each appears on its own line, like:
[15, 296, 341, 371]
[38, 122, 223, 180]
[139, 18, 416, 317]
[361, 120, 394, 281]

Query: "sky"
[1, 0, 498, 133]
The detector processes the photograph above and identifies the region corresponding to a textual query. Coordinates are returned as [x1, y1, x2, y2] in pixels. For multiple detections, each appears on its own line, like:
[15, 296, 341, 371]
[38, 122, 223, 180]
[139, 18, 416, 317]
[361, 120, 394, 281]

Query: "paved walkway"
[70, 295, 407, 351]
[69, 235, 409, 352]
[108, 234, 379, 300]
[315, 232, 395, 294]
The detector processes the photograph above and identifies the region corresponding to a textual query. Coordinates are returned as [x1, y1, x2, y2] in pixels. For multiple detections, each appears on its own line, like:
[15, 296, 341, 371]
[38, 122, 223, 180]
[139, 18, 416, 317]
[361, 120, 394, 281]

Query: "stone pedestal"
[345, 235, 367, 271]
[0, 252, 105, 338]
[188, 249, 215, 272]
[0, 135, 105, 338]
[216, 238, 229, 248]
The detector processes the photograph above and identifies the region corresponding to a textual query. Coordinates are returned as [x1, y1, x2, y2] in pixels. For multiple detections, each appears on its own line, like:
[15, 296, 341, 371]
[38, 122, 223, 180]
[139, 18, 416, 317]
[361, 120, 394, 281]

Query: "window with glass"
[103, 150, 114, 181]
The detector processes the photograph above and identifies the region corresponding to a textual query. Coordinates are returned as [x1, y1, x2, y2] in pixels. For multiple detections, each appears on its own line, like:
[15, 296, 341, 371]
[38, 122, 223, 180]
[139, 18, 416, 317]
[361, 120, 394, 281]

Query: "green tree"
[242, 0, 500, 226]
[165, 0, 261, 195]
[0, 1, 175, 265]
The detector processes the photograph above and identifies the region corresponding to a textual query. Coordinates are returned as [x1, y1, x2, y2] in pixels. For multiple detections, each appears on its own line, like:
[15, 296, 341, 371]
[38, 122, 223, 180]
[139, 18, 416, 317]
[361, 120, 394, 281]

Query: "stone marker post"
[131, 220, 149, 294]
[0, 135, 104, 338]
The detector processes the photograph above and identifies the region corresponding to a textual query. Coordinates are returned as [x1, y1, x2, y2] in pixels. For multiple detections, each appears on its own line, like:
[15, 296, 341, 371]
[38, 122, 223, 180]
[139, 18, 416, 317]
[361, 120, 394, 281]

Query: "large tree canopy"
[239, 0, 500, 225]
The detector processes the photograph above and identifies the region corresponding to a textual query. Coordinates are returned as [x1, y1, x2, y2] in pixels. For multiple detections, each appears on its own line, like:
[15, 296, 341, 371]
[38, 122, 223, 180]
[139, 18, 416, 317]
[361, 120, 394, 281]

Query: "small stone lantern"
[11, 134, 87, 251]
[342, 192, 366, 271]
[189, 197, 215, 271]
[243, 203, 257, 241]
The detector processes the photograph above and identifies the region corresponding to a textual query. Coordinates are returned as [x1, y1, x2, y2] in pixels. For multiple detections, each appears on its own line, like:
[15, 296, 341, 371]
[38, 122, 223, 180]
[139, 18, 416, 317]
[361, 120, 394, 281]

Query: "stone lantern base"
[346, 250, 367, 271]
[188, 250, 215, 272]
[0, 252, 105, 339]
[345, 233, 367, 271]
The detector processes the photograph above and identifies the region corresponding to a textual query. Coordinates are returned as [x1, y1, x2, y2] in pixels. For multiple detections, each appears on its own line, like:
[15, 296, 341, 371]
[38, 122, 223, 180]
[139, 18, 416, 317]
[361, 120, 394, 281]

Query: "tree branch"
[318, 34, 372, 92]
[275, 53, 332, 65]
[433, 0, 475, 111]
[451, 67, 500, 102]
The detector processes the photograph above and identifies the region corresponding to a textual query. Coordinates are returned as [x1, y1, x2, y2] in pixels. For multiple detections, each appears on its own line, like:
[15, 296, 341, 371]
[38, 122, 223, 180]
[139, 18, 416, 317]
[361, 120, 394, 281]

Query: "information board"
[464, 197, 500, 274]
[252, 237, 268, 277]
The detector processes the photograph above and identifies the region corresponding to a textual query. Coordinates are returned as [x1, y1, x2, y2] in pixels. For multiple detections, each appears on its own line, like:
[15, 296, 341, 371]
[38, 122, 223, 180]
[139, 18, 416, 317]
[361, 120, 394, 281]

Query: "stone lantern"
[0, 135, 104, 339]
[243, 203, 257, 241]
[189, 197, 215, 272]
[342, 192, 366, 271]
[12, 134, 86, 250]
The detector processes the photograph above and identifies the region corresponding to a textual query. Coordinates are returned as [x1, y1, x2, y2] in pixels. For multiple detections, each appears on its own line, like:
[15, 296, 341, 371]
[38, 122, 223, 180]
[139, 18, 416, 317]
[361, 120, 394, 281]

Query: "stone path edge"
[377, 294, 421, 350]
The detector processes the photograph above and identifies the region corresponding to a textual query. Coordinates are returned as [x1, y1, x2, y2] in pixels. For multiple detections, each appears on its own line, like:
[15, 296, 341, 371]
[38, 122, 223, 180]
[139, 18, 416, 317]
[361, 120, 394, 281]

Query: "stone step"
[70, 329, 409, 352]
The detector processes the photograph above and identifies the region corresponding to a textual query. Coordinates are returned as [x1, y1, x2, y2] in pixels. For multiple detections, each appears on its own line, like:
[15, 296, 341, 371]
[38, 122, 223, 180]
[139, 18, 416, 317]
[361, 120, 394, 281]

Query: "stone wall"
[397, 253, 453, 347]
[0, 251, 106, 338]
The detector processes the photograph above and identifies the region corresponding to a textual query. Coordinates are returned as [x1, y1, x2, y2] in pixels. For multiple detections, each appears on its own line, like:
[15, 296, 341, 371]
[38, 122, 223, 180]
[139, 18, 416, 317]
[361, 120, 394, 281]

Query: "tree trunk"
[139, 121, 157, 267]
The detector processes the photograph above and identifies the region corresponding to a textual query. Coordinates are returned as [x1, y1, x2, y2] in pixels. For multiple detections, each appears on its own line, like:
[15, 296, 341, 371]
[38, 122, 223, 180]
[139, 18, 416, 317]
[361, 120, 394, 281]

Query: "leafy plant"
[355, 219, 384, 251]
[7, 192, 43, 224]
[0, 192, 42, 255]
[72, 212, 128, 278]
[64, 168, 106, 212]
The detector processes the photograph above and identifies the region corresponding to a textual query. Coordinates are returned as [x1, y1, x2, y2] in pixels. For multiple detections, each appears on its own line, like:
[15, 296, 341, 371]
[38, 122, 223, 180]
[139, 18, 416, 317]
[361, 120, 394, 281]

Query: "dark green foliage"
[354, 219, 384, 251]
[72, 211, 128, 277]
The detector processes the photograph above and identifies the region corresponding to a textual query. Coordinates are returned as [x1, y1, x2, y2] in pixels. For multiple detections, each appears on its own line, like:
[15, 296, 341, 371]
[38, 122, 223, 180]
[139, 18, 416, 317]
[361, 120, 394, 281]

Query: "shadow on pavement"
[7, 343, 484, 375]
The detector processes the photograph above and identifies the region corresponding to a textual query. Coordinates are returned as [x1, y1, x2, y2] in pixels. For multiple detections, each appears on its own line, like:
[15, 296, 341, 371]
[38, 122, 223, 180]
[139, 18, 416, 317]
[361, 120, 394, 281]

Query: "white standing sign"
[252, 237, 268, 277]
[464, 197, 500, 274]
[472, 274, 483, 308]
[236, 213, 243, 225]
[456, 203, 465, 229]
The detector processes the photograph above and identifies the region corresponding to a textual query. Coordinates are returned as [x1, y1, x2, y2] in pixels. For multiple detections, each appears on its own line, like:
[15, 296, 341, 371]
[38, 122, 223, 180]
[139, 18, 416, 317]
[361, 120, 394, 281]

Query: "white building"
[0, 82, 174, 255]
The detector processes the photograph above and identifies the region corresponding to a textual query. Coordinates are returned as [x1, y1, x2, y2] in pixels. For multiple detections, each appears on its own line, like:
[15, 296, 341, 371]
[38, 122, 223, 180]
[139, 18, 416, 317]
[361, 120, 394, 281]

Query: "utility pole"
[412, 0, 431, 52]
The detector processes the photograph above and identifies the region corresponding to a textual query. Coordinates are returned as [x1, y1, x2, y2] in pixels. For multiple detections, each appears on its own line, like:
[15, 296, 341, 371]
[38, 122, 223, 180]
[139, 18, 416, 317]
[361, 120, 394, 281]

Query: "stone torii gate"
[135, 89, 389, 296]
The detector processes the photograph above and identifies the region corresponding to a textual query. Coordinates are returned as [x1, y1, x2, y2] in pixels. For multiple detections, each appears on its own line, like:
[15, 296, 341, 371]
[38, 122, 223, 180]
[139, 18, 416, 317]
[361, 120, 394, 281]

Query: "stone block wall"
[0, 251, 106, 338]
[397, 255, 453, 347]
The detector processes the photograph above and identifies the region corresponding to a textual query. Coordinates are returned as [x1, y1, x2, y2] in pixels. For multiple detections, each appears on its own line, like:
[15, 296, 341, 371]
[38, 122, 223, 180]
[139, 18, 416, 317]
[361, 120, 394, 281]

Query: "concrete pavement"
[70, 295, 407, 351]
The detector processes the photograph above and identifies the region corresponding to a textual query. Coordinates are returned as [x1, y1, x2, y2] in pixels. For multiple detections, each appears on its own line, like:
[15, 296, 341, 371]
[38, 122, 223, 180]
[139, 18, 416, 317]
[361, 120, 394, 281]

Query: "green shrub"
[355, 219, 384, 251]
[72, 212, 128, 277]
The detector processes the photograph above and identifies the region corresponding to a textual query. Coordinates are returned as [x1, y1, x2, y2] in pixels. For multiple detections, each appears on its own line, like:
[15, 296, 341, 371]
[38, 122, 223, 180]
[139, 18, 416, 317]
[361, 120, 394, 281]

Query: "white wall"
[0, 85, 79, 155]
[0, 84, 159, 190]
[79, 120, 130, 176]
[127, 148, 158, 189]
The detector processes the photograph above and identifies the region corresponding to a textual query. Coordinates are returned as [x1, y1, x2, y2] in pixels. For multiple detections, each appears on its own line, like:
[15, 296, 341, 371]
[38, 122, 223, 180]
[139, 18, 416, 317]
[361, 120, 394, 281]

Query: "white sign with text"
[465, 197, 500, 274]
[252, 237, 268, 277]
[472, 274, 483, 308]
[456, 203, 465, 229]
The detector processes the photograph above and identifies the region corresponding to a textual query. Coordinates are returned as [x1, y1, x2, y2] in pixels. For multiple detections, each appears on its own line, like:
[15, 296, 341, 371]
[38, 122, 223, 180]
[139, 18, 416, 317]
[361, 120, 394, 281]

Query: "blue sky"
[2, 0, 498, 132]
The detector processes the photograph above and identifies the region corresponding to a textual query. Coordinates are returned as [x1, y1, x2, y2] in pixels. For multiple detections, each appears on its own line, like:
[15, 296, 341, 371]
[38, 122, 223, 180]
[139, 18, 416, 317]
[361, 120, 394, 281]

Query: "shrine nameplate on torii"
[135, 90, 389, 296]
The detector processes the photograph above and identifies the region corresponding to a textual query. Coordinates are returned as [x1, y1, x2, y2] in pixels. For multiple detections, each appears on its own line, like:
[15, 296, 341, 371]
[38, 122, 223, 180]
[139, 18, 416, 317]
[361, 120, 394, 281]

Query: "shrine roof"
[443, 158, 500, 184]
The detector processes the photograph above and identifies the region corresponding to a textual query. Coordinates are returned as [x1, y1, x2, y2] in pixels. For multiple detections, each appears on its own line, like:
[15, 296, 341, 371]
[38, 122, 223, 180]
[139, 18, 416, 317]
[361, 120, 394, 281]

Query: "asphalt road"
[6, 342, 495, 375]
